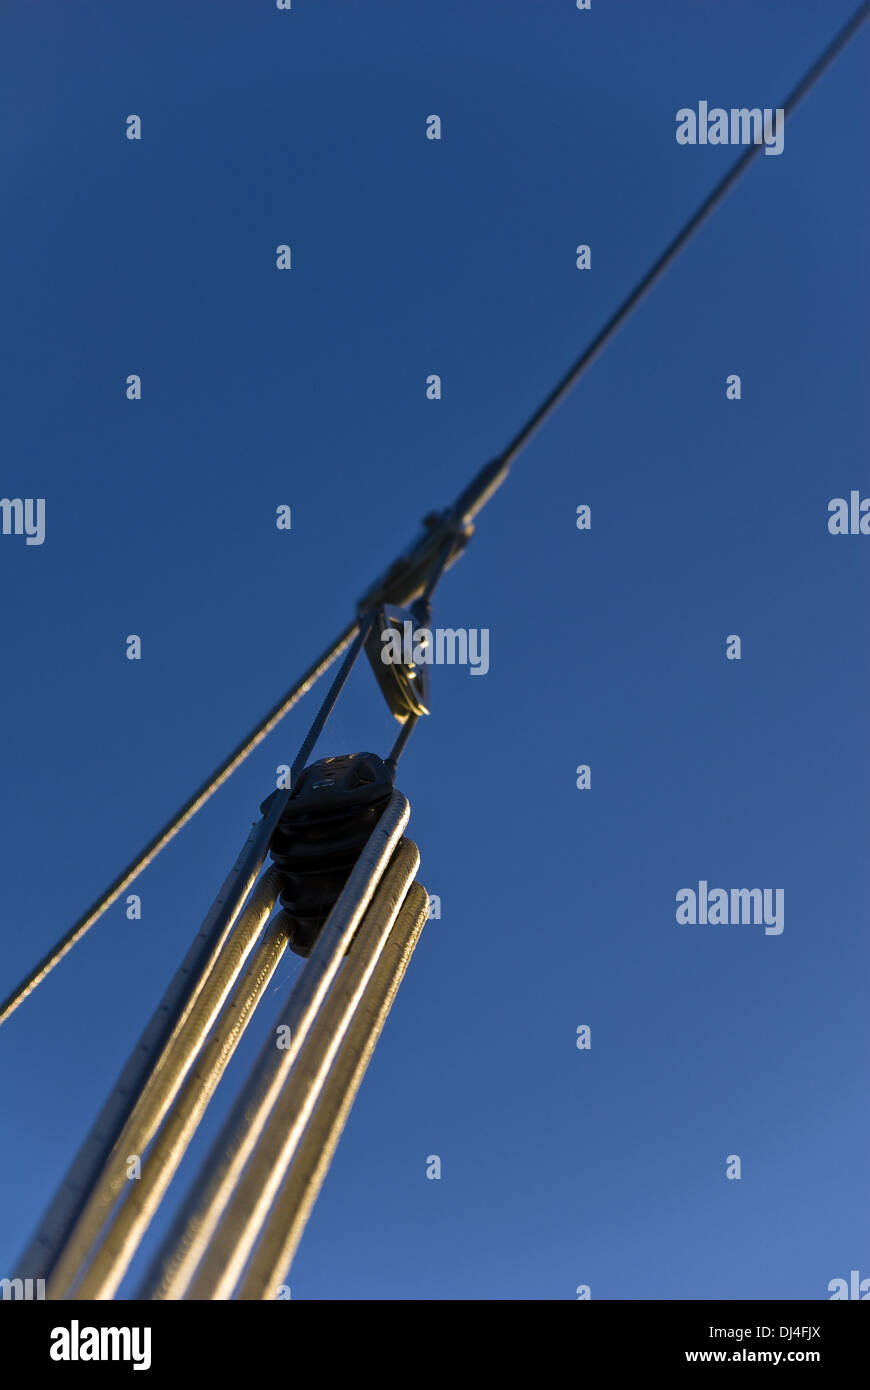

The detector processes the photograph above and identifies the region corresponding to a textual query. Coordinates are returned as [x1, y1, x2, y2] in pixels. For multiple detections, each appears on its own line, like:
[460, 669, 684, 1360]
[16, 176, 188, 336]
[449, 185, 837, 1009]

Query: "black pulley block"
[261, 752, 394, 957]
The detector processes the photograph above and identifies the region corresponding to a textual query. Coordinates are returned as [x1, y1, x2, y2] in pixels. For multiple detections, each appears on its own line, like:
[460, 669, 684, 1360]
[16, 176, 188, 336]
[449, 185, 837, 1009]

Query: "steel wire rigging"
[4, 1, 865, 1029]
[4, 1, 868, 1301]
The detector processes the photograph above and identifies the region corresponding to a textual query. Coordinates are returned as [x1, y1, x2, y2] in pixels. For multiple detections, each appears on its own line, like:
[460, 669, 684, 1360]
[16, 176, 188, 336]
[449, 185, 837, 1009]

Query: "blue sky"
[0, 0, 867, 1300]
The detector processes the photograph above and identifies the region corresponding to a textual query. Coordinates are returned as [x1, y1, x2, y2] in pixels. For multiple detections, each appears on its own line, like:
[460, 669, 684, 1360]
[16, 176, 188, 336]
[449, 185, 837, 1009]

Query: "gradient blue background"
[1, 0, 867, 1300]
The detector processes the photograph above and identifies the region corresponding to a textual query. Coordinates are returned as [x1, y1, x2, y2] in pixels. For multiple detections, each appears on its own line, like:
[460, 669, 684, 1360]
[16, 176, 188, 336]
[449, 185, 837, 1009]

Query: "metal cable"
[44, 867, 283, 1299]
[137, 789, 410, 1300]
[187, 840, 421, 1300]
[0, 620, 358, 1028]
[4, 2, 865, 1029]
[447, 1, 870, 529]
[236, 880, 430, 1300]
[72, 918, 292, 1300]
[15, 822, 284, 1284]
[385, 714, 419, 777]
[290, 614, 375, 783]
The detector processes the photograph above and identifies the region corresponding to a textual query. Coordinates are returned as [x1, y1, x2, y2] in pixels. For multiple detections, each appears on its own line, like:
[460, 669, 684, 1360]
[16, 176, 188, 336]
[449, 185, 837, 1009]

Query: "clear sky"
[0, 0, 867, 1300]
